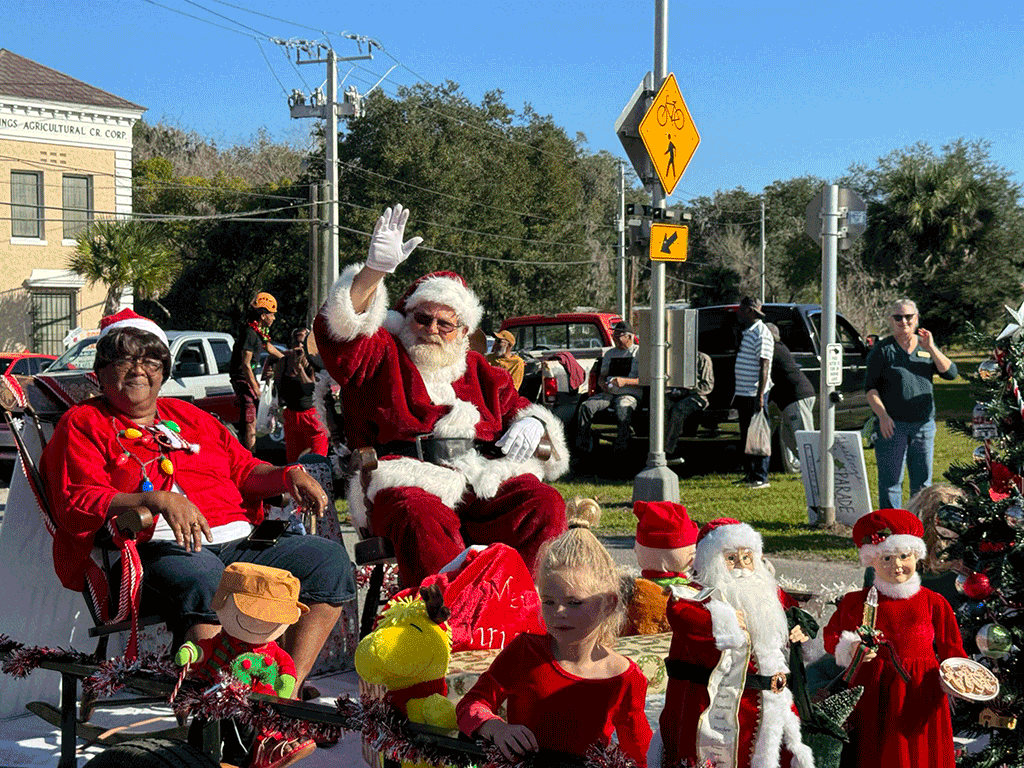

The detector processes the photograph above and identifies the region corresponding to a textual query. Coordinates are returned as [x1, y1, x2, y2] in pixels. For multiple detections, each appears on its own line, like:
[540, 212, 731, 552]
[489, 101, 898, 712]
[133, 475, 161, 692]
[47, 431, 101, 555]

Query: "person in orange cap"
[231, 292, 285, 450]
[485, 329, 525, 390]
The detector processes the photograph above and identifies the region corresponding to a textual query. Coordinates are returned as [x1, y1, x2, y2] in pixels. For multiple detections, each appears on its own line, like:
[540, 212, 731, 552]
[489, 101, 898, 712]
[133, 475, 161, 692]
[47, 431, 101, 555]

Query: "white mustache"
[730, 568, 752, 579]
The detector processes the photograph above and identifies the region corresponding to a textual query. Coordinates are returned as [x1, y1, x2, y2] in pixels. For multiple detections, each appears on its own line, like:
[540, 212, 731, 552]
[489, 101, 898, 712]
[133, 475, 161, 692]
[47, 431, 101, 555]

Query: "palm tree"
[68, 218, 180, 317]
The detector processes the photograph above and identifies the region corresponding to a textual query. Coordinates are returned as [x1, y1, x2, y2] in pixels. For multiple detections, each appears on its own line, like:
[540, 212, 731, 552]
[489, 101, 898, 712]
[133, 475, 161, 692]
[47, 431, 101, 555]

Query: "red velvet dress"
[660, 589, 802, 768]
[823, 585, 966, 768]
[456, 633, 652, 766]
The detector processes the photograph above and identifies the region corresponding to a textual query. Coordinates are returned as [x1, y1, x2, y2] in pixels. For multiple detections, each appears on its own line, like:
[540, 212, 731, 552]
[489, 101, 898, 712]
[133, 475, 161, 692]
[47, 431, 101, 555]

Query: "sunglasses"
[892, 313, 917, 322]
[412, 311, 459, 335]
[110, 356, 164, 374]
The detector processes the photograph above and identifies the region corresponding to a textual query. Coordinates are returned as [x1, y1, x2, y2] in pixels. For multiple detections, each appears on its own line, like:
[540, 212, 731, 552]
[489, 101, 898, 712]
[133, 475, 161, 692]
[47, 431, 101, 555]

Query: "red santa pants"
[282, 407, 329, 463]
[371, 474, 566, 588]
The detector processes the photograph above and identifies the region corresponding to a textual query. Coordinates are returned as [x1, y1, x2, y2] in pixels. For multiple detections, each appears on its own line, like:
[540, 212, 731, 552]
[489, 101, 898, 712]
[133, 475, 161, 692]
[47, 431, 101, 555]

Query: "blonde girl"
[456, 498, 653, 765]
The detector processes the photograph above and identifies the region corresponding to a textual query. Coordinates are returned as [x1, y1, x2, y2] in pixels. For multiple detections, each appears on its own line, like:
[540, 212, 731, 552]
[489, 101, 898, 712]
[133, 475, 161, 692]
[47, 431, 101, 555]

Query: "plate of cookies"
[939, 657, 999, 701]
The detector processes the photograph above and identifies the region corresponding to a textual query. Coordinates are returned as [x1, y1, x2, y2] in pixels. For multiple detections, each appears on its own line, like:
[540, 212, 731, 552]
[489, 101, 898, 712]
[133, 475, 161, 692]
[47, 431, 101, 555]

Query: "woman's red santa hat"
[393, 271, 483, 333]
[692, 517, 764, 576]
[98, 308, 169, 350]
[853, 508, 926, 565]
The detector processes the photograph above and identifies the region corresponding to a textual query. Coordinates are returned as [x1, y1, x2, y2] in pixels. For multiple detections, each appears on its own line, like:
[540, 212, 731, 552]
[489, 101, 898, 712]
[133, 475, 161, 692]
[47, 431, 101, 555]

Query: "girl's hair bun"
[565, 496, 602, 530]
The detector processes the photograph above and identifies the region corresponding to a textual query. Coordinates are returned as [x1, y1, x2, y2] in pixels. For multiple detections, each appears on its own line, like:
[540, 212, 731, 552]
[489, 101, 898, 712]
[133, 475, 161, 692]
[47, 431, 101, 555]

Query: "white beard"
[398, 323, 468, 372]
[699, 555, 790, 673]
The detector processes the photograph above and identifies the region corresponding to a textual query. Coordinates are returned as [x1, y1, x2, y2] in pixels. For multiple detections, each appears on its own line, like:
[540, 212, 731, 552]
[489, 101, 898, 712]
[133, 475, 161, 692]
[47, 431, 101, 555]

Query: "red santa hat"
[693, 517, 764, 576]
[853, 508, 926, 566]
[98, 308, 169, 350]
[395, 271, 483, 333]
[633, 501, 698, 549]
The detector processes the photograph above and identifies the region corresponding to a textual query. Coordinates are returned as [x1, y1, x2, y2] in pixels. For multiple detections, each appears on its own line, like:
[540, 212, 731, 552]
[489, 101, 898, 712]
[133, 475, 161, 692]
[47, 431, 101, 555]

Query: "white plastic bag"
[254, 381, 276, 437]
[745, 410, 772, 456]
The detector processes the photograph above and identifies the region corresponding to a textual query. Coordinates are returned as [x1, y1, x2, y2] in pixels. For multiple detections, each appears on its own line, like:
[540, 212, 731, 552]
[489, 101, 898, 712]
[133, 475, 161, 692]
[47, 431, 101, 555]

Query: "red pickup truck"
[499, 312, 623, 425]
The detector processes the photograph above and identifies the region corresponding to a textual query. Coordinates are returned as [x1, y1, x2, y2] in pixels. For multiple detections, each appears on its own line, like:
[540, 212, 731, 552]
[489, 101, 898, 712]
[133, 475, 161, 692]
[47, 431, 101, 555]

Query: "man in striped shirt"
[733, 297, 774, 488]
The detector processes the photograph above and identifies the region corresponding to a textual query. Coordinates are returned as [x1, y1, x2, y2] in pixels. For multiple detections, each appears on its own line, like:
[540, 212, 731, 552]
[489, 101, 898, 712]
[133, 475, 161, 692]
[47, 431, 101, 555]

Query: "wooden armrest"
[114, 507, 154, 536]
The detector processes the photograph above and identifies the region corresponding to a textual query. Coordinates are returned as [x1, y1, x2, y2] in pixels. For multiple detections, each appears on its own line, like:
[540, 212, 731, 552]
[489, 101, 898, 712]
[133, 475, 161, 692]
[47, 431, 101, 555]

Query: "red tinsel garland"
[1, 635, 647, 768]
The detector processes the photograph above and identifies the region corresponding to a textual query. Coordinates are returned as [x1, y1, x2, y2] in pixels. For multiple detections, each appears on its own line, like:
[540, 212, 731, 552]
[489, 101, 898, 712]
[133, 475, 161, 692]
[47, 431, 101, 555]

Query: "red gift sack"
[393, 543, 544, 652]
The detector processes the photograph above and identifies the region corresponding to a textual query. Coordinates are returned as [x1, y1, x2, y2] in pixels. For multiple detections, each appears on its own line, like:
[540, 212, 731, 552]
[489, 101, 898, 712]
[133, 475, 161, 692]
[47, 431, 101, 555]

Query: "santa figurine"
[655, 518, 816, 768]
[623, 500, 698, 636]
[823, 508, 966, 768]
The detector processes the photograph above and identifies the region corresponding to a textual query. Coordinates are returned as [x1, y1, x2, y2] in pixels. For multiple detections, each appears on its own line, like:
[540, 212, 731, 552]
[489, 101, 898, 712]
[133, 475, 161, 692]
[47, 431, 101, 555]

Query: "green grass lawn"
[554, 351, 982, 562]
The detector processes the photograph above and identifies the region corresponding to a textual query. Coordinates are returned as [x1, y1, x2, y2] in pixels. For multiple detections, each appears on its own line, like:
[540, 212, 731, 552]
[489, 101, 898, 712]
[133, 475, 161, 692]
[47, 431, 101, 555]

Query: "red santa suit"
[659, 519, 814, 768]
[824, 508, 966, 768]
[313, 266, 569, 587]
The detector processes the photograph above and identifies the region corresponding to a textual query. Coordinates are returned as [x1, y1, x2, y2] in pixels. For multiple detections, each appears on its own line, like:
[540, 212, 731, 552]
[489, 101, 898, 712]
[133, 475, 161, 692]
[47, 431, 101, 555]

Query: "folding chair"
[347, 447, 399, 638]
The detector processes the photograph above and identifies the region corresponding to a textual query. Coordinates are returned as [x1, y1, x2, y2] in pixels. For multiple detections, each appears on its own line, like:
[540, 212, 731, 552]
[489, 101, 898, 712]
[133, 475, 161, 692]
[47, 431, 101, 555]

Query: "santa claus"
[313, 205, 569, 588]
[656, 518, 815, 768]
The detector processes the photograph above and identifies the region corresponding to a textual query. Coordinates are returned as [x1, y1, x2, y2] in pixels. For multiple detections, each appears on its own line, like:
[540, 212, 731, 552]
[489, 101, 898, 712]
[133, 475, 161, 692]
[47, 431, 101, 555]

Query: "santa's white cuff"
[321, 263, 389, 341]
[707, 598, 747, 650]
[835, 630, 860, 668]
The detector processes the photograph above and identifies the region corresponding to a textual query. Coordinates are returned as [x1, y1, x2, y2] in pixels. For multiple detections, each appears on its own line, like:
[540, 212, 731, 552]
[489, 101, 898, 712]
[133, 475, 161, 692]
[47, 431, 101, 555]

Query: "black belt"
[377, 436, 500, 465]
[666, 658, 789, 693]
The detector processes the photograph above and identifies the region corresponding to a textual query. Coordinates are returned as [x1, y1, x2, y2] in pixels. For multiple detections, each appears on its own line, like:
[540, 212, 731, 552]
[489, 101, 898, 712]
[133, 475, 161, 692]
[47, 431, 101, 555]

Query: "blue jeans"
[874, 418, 936, 509]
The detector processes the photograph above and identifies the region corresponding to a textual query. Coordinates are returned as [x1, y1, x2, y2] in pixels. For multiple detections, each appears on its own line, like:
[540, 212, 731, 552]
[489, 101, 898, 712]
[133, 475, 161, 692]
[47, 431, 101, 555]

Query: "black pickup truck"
[617, 303, 873, 471]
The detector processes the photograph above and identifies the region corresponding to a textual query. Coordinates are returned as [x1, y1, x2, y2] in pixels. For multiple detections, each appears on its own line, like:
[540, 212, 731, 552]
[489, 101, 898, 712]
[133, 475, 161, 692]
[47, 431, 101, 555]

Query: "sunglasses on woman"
[892, 314, 916, 322]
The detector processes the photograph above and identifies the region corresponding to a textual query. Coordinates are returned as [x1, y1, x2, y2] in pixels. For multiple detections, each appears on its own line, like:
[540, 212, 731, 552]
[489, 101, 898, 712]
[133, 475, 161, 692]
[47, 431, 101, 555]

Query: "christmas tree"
[941, 303, 1024, 768]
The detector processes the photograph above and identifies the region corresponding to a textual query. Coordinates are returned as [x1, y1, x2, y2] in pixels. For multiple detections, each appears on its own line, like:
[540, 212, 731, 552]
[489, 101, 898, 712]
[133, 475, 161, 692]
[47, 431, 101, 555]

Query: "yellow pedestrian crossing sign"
[650, 223, 688, 262]
[639, 74, 700, 196]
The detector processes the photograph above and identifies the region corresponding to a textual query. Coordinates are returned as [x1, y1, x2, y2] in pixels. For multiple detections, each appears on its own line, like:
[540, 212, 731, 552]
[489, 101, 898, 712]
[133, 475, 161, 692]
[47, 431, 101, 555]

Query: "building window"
[12, 171, 44, 239]
[30, 291, 75, 356]
[63, 175, 93, 239]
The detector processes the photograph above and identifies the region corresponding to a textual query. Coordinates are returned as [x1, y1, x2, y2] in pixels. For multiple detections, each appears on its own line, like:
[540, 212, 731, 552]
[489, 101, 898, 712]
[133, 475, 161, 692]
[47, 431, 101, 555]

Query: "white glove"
[495, 416, 545, 463]
[365, 204, 423, 273]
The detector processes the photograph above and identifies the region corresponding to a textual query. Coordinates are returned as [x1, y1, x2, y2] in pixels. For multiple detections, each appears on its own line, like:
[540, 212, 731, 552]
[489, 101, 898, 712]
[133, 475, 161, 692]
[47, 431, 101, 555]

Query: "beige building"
[0, 49, 145, 354]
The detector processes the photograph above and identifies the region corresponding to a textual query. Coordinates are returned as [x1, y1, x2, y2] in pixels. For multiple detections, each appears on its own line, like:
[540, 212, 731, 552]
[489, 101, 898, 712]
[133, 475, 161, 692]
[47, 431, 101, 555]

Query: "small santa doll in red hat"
[823, 508, 966, 768]
[655, 517, 815, 768]
[623, 501, 699, 636]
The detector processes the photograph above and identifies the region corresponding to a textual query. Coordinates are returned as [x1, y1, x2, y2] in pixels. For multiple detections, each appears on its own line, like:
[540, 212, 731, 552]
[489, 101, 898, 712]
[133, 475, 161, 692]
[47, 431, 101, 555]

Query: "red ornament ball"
[962, 572, 993, 599]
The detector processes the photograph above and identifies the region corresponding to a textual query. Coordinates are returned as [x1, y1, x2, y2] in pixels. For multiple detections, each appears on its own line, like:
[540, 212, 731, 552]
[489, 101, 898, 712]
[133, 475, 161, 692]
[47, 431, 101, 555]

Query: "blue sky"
[6, 0, 1022, 203]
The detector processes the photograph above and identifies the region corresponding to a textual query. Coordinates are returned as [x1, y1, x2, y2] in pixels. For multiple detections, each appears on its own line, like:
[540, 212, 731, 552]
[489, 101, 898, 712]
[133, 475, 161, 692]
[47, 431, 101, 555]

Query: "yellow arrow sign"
[639, 74, 700, 196]
[650, 223, 688, 262]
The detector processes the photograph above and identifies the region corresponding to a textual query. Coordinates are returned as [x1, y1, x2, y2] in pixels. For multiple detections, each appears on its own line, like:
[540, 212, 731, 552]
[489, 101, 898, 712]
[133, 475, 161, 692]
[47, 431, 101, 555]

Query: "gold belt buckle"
[770, 672, 787, 693]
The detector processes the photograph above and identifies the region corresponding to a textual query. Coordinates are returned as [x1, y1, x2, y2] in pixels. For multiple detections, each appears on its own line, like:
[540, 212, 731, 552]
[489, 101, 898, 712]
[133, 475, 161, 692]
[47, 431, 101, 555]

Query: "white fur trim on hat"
[693, 521, 764, 576]
[402, 275, 483, 333]
[858, 533, 926, 566]
[99, 316, 169, 349]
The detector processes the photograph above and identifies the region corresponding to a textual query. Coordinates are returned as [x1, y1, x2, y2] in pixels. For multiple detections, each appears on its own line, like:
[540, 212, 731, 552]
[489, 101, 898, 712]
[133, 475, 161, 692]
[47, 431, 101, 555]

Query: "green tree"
[68, 218, 180, 317]
[853, 139, 1024, 343]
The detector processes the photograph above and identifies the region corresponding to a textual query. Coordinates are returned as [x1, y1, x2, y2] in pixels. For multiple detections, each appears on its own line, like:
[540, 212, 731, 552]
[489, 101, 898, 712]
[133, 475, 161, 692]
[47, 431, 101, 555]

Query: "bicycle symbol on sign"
[656, 98, 686, 130]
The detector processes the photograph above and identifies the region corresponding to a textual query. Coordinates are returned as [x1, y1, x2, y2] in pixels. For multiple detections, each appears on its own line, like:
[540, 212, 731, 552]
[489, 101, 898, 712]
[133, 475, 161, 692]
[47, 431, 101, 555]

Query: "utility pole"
[285, 39, 372, 310]
[632, 0, 679, 504]
[819, 184, 840, 527]
[617, 161, 627, 318]
[760, 196, 766, 302]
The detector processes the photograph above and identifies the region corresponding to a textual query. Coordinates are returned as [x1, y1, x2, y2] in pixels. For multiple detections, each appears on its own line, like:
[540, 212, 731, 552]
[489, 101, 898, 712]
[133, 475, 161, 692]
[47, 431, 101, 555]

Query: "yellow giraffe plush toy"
[355, 583, 458, 731]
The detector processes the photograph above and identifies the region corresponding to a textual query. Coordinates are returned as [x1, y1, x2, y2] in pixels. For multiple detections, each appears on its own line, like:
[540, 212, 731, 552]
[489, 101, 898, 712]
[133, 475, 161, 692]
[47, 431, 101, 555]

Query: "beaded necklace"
[248, 321, 271, 344]
[112, 411, 201, 492]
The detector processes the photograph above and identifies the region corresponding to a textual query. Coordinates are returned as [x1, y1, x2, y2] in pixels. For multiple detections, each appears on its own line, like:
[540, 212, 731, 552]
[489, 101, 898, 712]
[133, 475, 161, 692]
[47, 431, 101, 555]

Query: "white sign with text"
[797, 430, 873, 527]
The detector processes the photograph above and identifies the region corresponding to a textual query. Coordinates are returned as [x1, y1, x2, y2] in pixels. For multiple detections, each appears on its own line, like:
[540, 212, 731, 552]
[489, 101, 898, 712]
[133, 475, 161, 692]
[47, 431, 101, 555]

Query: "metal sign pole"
[633, 0, 679, 504]
[819, 184, 839, 526]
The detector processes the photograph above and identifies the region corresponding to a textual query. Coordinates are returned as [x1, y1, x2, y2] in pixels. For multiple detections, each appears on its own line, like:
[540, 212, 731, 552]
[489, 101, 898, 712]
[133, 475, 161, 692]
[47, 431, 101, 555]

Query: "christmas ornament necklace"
[112, 411, 201, 492]
[248, 321, 271, 344]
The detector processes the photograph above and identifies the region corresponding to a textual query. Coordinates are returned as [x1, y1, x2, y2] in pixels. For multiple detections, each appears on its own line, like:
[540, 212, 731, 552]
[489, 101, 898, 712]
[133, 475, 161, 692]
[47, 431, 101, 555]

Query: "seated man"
[575, 320, 642, 454]
[313, 204, 569, 589]
[665, 350, 714, 455]
[485, 329, 525, 391]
